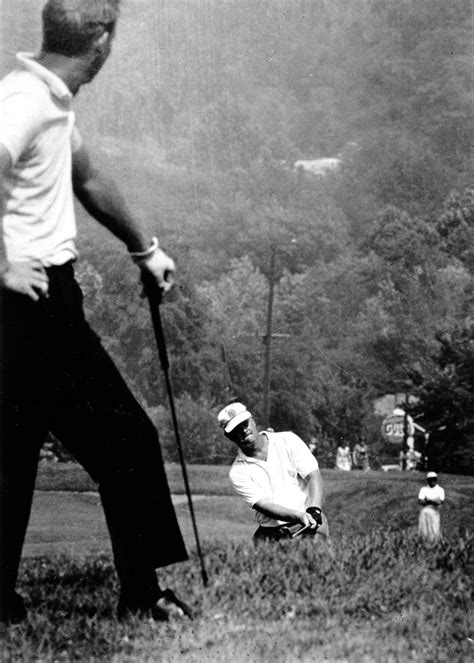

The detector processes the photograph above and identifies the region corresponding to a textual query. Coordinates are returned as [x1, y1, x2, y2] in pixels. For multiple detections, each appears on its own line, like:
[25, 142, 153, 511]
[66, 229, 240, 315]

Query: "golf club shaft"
[142, 273, 208, 587]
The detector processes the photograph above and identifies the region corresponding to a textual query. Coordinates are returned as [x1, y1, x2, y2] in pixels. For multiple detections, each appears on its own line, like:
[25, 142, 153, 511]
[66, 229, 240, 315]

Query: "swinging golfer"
[0, 0, 191, 624]
[218, 403, 329, 542]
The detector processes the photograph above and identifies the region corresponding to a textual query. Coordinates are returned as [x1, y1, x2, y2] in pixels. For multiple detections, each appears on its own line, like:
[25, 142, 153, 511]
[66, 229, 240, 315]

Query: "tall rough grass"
[1, 530, 472, 662]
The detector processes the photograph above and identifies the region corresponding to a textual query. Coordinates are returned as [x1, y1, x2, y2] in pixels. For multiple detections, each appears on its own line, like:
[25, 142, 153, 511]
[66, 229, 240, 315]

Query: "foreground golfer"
[218, 403, 329, 542]
[0, 0, 191, 624]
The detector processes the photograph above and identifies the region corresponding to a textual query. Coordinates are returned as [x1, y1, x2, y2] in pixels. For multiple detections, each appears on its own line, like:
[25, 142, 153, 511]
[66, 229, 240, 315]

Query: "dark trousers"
[0, 263, 187, 619]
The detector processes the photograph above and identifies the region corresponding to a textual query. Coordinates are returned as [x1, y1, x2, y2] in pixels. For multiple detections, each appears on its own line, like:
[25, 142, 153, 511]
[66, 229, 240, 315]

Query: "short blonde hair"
[42, 0, 121, 56]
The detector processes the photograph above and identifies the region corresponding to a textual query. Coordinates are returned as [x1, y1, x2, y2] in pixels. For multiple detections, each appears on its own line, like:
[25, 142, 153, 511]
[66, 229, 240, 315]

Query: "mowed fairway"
[1, 464, 472, 662]
[23, 492, 256, 557]
[26, 464, 474, 555]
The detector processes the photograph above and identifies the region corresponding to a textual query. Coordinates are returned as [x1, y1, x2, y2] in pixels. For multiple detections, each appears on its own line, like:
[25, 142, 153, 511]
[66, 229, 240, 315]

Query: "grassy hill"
[1, 463, 469, 661]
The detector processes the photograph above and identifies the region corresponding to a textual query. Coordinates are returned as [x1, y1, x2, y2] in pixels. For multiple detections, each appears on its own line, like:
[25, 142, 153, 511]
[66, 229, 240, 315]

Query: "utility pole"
[402, 391, 409, 471]
[402, 380, 412, 471]
[263, 245, 276, 428]
[221, 341, 236, 401]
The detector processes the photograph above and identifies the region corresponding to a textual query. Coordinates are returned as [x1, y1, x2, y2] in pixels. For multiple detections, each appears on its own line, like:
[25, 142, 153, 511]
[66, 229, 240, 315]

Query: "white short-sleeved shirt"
[229, 431, 319, 527]
[418, 484, 445, 508]
[0, 53, 82, 266]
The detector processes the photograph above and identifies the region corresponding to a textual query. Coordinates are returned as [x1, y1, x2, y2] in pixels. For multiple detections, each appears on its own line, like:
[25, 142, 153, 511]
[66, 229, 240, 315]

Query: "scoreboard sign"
[381, 413, 415, 444]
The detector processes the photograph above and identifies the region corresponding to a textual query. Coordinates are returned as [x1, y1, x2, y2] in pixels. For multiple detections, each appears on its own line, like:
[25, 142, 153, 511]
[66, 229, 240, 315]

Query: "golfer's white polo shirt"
[229, 431, 319, 527]
[0, 53, 82, 265]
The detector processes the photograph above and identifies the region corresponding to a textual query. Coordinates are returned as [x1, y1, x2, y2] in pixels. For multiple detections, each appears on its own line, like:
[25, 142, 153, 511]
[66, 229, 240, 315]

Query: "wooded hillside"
[1, 0, 472, 470]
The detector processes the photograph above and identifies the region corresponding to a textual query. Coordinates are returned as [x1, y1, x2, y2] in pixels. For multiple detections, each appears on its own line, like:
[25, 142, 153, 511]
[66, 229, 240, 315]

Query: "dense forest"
[1, 0, 473, 471]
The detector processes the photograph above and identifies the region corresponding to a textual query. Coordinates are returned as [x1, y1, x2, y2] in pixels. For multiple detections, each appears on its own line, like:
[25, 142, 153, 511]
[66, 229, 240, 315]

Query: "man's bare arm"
[305, 468, 324, 510]
[253, 499, 317, 528]
[72, 143, 175, 291]
[72, 143, 148, 252]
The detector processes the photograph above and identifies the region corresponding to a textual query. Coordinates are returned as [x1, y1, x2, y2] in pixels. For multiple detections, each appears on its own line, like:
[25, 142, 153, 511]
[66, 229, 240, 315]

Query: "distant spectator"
[352, 438, 370, 471]
[308, 436, 318, 458]
[407, 446, 422, 471]
[418, 472, 445, 542]
[335, 443, 352, 471]
[399, 449, 407, 471]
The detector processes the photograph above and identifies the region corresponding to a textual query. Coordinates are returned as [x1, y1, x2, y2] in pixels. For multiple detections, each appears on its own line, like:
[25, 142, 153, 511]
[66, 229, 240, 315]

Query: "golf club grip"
[141, 270, 163, 305]
[141, 272, 169, 372]
[281, 523, 309, 538]
[284, 520, 322, 539]
[291, 523, 312, 538]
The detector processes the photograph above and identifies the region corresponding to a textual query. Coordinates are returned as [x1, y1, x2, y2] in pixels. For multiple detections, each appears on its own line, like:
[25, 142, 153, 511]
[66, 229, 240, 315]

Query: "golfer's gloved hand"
[139, 247, 176, 294]
[306, 506, 323, 528]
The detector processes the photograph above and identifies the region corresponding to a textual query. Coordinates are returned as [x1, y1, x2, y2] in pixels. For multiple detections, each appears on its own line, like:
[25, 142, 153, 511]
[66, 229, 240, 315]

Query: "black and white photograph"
[0, 1, 472, 660]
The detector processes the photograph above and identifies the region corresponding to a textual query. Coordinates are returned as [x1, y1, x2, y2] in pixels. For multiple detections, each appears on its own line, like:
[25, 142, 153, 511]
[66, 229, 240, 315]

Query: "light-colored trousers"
[418, 506, 441, 541]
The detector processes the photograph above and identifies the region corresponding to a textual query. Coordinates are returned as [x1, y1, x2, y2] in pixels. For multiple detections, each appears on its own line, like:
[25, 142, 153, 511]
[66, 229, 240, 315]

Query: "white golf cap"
[426, 471, 438, 479]
[217, 402, 252, 433]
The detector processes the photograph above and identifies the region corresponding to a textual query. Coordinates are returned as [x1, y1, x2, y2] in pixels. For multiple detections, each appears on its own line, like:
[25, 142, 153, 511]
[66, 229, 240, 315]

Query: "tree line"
[3, 0, 471, 471]
[76, 0, 474, 473]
